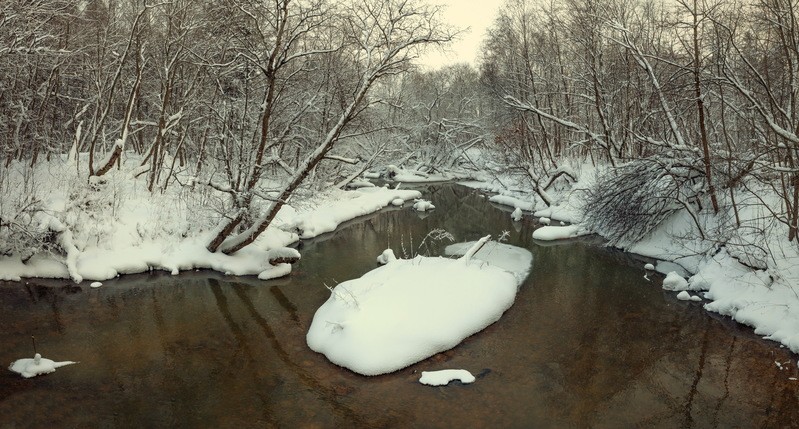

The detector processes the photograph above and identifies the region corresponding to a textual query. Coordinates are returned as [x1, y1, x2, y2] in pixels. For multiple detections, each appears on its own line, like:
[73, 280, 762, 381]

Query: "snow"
[376, 248, 397, 265]
[412, 199, 435, 212]
[266, 247, 301, 261]
[90, 281, 103, 288]
[0, 156, 420, 283]
[489, 194, 535, 211]
[258, 263, 292, 280]
[8, 353, 77, 378]
[443, 240, 533, 284]
[291, 188, 422, 238]
[384, 165, 483, 183]
[538, 217, 551, 225]
[306, 239, 532, 376]
[662, 271, 689, 291]
[347, 180, 375, 189]
[644, 263, 655, 271]
[674, 289, 703, 302]
[511, 207, 523, 221]
[532, 225, 588, 241]
[419, 369, 476, 386]
[391, 198, 405, 206]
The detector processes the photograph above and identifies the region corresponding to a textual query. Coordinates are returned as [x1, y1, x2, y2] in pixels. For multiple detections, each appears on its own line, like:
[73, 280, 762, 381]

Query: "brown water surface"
[1, 184, 798, 428]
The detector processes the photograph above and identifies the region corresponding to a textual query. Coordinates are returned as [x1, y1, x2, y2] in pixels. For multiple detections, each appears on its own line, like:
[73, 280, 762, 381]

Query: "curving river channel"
[1, 184, 798, 428]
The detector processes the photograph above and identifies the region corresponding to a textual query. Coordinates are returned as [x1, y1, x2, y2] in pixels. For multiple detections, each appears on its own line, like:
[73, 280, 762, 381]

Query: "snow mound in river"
[307, 237, 532, 376]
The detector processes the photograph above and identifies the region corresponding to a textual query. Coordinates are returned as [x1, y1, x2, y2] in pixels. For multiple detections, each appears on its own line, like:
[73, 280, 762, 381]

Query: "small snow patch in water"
[376, 249, 397, 265]
[419, 369, 475, 386]
[8, 353, 77, 378]
[511, 207, 523, 221]
[413, 199, 435, 212]
[676, 291, 703, 302]
[662, 271, 689, 291]
[90, 281, 103, 288]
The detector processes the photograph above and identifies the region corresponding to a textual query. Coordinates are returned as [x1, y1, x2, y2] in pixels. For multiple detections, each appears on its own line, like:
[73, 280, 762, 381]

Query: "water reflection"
[1, 184, 797, 428]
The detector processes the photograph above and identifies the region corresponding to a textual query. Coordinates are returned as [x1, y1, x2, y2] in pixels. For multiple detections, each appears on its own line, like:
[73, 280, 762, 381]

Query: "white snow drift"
[306, 237, 532, 376]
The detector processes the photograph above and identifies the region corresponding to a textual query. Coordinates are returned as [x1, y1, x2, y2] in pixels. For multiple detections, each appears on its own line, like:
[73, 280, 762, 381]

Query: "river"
[1, 184, 797, 428]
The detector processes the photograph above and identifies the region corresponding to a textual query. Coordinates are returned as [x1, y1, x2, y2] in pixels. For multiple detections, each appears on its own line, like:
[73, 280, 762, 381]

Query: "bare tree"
[207, 0, 452, 254]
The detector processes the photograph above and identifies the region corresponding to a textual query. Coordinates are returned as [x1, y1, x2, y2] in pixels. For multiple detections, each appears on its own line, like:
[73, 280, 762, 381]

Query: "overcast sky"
[417, 0, 504, 69]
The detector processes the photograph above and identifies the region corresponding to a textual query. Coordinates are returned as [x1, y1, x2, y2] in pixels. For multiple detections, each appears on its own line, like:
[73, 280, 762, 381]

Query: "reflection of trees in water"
[209, 278, 399, 427]
[526, 242, 798, 426]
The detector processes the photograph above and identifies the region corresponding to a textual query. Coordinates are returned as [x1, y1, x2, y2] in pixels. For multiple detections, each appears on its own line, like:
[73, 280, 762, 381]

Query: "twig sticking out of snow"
[461, 235, 491, 264]
[326, 283, 360, 309]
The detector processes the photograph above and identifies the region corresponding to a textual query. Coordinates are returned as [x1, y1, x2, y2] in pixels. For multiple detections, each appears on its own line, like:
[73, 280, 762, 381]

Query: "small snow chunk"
[532, 225, 587, 241]
[690, 295, 702, 302]
[676, 291, 692, 301]
[663, 271, 689, 291]
[644, 263, 655, 271]
[419, 369, 476, 386]
[413, 199, 435, 212]
[9, 353, 77, 378]
[539, 217, 551, 225]
[391, 198, 404, 206]
[90, 281, 103, 288]
[376, 249, 397, 265]
[267, 247, 301, 265]
[347, 180, 375, 189]
[488, 195, 534, 211]
[790, 377, 797, 381]
[258, 263, 292, 280]
[511, 207, 523, 221]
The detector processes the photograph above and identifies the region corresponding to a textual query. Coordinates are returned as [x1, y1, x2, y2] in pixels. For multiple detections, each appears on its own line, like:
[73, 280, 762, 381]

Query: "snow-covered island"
[307, 237, 532, 375]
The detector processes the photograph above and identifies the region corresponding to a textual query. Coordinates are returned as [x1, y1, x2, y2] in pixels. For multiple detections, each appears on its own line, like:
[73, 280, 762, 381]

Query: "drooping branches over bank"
[480, 0, 799, 243]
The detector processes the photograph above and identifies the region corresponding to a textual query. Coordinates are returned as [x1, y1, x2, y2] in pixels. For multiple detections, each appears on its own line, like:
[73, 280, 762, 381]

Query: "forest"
[1, 0, 798, 271]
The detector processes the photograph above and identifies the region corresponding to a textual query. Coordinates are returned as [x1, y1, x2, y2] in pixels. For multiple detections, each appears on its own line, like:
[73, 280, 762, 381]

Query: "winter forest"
[3, 0, 799, 425]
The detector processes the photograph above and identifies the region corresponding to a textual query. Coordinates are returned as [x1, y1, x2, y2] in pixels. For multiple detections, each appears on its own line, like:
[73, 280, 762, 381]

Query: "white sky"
[417, 0, 504, 69]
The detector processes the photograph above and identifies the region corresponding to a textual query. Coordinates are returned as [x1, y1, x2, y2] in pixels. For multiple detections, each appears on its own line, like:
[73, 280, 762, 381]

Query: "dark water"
[1, 184, 798, 428]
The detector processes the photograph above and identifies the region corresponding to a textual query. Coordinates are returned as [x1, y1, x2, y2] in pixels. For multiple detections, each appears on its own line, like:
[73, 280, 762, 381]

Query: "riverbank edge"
[449, 165, 799, 356]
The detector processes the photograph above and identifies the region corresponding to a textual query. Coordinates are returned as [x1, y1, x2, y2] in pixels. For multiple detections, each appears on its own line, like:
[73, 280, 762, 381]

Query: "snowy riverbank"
[463, 159, 799, 355]
[0, 155, 421, 283]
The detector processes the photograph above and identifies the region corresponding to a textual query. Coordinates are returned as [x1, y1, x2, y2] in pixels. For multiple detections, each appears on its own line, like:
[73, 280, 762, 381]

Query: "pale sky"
[418, 0, 504, 69]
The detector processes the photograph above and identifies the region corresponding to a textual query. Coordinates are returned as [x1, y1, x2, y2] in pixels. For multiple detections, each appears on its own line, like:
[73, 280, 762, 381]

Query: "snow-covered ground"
[0, 155, 420, 283]
[306, 237, 532, 375]
[465, 158, 799, 355]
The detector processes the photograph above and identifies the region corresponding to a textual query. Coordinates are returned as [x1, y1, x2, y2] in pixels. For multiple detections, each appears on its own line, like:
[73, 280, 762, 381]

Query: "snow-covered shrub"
[0, 197, 54, 260]
[582, 157, 709, 246]
[0, 162, 57, 259]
